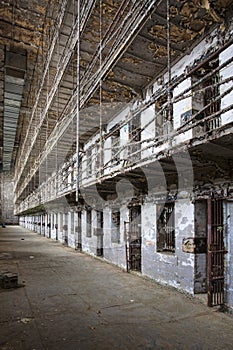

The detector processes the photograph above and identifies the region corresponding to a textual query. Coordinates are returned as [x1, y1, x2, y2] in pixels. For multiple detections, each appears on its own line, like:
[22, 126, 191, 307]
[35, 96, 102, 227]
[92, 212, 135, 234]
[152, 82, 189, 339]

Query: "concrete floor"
[1, 226, 233, 350]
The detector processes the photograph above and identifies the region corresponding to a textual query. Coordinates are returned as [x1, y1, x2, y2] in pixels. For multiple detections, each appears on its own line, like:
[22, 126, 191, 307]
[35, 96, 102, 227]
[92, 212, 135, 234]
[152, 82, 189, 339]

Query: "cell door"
[64, 213, 68, 245]
[55, 213, 58, 240]
[207, 199, 226, 307]
[76, 211, 82, 251]
[128, 205, 141, 272]
[96, 211, 103, 257]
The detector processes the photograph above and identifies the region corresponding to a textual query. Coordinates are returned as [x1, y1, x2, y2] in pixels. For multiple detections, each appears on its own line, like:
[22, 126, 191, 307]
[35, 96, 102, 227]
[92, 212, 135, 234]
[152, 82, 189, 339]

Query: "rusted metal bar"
[15, 0, 162, 203]
[83, 1, 132, 84]
[124, 221, 130, 272]
[15, 0, 97, 192]
[207, 198, 212, 307]
[81, 0, 163, 104]
[32, 44, 233, 191]
[16, 0, 69, 174]
[76, 0, 81, 202]
[207, 199, 225, 307]
[166, 0, 172, 123]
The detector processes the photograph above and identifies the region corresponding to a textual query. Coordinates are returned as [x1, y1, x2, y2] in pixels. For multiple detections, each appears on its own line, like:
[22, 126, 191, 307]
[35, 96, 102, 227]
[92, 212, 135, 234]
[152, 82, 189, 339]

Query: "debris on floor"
[0, 271, 23, 289]
[19, 317, 33, 324]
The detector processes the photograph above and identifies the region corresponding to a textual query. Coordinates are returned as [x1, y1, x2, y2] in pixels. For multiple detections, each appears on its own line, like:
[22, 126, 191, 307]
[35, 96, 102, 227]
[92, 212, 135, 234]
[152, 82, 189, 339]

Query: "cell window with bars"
[111, 130, 120, 165]
[192, 58, 221, 133]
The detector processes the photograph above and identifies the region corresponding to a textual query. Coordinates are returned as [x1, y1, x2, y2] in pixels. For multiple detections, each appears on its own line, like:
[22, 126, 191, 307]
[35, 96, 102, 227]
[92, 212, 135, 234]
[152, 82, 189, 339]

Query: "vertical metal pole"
[166, 0, 172, 124]
[124, 221, 129, 272]
[76, 0, 81, 202]
[99, 0, 103, 177]
[207, 198, 212, 307]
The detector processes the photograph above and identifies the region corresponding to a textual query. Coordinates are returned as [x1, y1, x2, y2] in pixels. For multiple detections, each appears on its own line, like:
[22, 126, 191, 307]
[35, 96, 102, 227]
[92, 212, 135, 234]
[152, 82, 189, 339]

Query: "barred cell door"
[125, 205, 141, 272]
[96, 211, 103, 257]
[207, 199, 226, 307]
[76, 211, 82, 251]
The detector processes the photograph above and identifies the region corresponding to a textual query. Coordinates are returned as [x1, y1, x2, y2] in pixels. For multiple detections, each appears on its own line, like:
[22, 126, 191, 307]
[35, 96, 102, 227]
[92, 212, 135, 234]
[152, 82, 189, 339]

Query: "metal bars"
[207, 199, 225, 307]
[157, 202, 175, 253]
[125, 206, 142, 272]
[13, 3, 233, 212]
[15, 0, 97, 192]
[76, 0, 81, 201]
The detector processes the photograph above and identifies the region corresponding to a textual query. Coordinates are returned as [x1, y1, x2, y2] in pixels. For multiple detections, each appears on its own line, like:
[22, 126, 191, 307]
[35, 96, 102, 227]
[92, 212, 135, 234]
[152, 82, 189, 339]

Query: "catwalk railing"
[14, 63, 233, 214]
[14, 0, 97, 195]
[14, 0, 162, 204]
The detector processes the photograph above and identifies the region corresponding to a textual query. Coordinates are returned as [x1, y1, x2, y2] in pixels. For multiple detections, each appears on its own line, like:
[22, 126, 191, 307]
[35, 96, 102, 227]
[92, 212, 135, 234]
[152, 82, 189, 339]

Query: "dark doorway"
[96, 210, 104, 257]
[76, 211, 82, 251]
[125, 205, 141, 272]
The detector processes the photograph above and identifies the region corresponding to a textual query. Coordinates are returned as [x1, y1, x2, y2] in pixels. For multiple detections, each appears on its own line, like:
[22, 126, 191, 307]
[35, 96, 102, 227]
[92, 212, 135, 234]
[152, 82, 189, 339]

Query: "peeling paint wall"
[220, 44, 233, 125]
[57, 212, 63, 242]
[50, 213, 57, 240]
[67, 211, 75, 248]
[0, 172, 18, 224]
[19, 196, 232, 301]
[63, 213, 68, 243]
[81, 209, 98, 256]
[103, 206, 128, 269]
[141, 198, 195, 294]
[173, 78, 193, 144]
[141, 106, 155, 159]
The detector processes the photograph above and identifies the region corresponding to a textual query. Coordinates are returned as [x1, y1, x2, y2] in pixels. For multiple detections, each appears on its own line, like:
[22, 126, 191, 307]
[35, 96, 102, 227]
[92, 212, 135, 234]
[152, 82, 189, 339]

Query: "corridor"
[0, 225, 233, 350]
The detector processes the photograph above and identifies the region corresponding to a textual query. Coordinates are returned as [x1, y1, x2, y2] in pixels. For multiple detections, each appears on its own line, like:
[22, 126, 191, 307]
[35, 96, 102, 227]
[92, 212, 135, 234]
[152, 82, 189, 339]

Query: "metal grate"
[207, 199, 226, 307]
[124, 205, 142, 272]
[202, 60, 221, 132]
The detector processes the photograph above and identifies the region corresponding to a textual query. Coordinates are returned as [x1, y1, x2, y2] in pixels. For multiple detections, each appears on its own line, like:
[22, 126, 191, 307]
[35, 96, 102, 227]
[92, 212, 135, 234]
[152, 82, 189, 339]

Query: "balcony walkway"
[1, 225, 233, 350]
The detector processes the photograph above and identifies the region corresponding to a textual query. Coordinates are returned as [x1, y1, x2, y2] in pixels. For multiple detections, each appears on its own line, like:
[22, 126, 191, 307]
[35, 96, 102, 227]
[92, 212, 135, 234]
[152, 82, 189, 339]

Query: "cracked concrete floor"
[1, 226, 233, 350]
